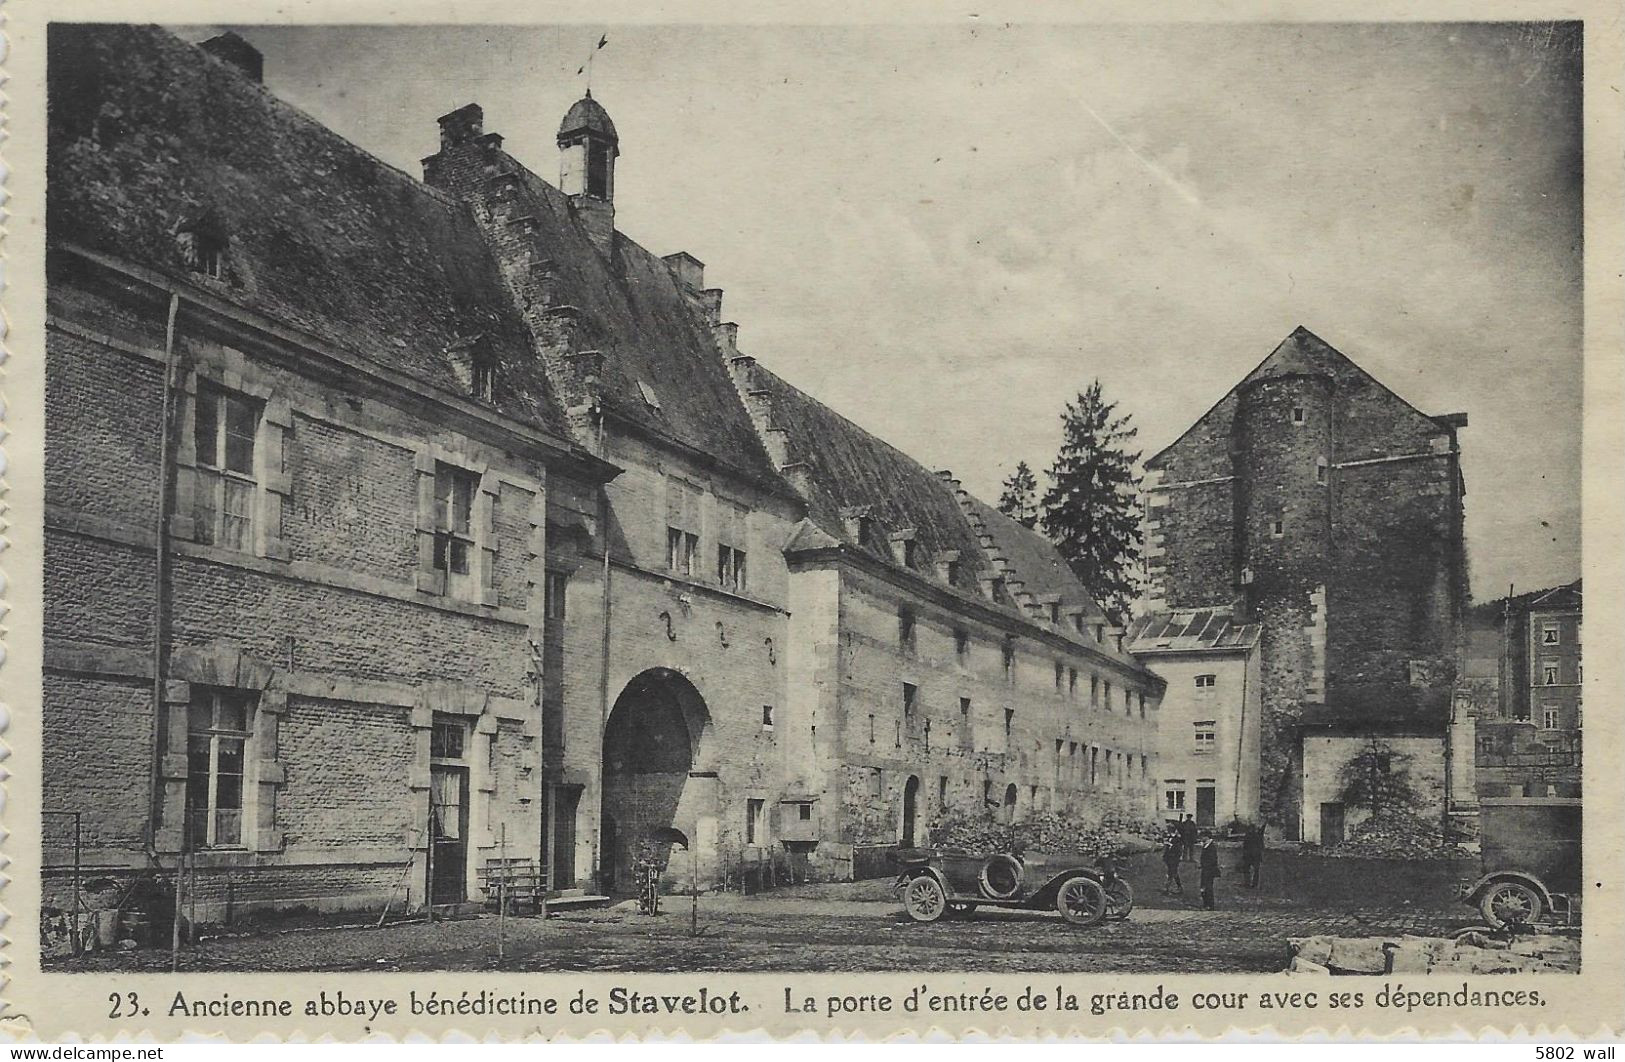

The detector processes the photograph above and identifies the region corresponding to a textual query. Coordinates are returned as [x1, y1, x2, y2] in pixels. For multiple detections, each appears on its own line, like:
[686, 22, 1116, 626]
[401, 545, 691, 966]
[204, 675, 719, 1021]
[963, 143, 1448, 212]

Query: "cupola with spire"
[557, 92, 619, 251]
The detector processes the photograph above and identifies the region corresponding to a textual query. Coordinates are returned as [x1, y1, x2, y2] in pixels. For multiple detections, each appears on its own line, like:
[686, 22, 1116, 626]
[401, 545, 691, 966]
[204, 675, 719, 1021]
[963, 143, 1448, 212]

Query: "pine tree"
[997, 461, 1040, 529]
[1039, 380, 1143, 618]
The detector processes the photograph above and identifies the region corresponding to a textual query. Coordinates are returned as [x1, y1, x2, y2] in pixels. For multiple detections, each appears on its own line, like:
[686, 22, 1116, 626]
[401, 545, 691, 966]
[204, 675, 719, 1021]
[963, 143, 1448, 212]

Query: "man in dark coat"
[1161, 827, 1184, 894]
[1241, 823, 1265, 888]
[1198, 832, 1221, 910]
[1179, 814, 1198, 862]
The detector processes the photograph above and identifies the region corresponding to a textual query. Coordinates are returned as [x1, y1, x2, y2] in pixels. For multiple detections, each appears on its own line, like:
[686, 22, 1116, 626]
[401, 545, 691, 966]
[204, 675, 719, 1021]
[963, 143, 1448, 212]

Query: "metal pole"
[71, 813, 82, 956]
[690, 844, 698, 937]
[497, 822, 507, 961]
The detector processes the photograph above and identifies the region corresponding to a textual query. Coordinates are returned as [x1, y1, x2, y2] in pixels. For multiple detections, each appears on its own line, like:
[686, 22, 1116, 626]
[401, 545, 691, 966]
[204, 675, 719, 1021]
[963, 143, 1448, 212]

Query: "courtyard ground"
[47, 847, 1484, 974]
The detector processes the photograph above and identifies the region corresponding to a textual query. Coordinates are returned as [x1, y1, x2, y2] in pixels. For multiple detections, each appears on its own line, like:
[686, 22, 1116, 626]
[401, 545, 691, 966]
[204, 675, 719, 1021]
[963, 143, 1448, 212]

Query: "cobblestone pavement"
[49, 850, 1481, 974]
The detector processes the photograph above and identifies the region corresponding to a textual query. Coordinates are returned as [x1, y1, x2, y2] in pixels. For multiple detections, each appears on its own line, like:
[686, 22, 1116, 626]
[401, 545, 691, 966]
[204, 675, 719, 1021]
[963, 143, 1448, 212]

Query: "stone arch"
[600, 668, 714, 894]
[901, 775, 922, 849]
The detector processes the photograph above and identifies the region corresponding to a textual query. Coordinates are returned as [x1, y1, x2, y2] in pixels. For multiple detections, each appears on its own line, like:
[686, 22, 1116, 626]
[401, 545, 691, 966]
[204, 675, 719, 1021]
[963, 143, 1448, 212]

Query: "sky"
[190, 21, 1584, 602]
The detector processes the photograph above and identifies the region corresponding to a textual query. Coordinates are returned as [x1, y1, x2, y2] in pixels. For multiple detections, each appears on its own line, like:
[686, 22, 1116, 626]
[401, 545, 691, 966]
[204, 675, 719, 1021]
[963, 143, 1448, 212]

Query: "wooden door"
[1196, 785, 1217, 828]
[430, 765, 469, 904]
[1319, 801, 1345, 847]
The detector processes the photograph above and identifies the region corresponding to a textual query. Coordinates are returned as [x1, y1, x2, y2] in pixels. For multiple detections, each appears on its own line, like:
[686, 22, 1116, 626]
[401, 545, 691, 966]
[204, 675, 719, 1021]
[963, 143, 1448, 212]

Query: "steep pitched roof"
[1468, 578, 1582, 627]
[740, 361, 991, 595]
[469, 152, 789, 492]
[1146, 325, 1454, 471]
[959, 494, 1108, 620]
[46, 24, 572, 439]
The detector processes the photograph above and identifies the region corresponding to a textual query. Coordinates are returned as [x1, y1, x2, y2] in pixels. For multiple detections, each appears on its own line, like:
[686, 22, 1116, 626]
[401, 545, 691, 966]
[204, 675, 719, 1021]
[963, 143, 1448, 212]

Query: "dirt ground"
[47, 846, 1483, 974]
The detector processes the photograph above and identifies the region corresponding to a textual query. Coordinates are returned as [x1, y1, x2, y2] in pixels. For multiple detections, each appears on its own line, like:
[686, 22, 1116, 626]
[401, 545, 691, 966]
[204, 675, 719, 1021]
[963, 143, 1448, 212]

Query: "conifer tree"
[1039, 380, 1143, 618]
[997, 461, 1040, 529]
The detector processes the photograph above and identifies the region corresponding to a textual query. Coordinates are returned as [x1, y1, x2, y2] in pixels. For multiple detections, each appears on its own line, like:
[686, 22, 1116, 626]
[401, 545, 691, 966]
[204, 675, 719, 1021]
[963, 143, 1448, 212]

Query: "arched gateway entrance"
[600, 668, 713, 895]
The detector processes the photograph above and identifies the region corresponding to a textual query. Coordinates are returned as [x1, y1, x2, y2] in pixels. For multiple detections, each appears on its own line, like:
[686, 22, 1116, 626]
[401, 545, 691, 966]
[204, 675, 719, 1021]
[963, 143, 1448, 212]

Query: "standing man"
[1161, 827, 1184, 895]
[1180, 813, 1198, 862]
[1199, 832, 1221, 911]
[1241, 823, 1265, 889]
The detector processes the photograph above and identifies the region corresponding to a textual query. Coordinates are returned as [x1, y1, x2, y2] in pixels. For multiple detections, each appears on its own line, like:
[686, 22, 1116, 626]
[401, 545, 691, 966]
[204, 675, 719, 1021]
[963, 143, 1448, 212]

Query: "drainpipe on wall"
[595, 405, 613, 892]
[148, 290, 182, 857]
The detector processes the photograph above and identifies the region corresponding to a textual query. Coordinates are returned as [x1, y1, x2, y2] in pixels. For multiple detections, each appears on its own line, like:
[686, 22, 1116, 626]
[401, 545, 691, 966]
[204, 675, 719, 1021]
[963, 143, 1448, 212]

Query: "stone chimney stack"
[200, 32, 264, 83]
[437, 103, 484, 151]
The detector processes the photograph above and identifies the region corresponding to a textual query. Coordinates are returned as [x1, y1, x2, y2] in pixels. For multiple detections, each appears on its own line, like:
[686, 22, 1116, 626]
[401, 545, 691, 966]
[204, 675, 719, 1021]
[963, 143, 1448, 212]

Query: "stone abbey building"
[1142, 327, 1468, 839]
[42, 24, 1163, 918]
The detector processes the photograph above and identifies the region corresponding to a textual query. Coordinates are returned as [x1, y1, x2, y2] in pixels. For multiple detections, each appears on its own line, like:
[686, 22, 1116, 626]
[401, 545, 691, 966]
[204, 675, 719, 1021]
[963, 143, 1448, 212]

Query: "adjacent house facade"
[1127, 609, 1262, 828]
[1463, 580, 1582, 799]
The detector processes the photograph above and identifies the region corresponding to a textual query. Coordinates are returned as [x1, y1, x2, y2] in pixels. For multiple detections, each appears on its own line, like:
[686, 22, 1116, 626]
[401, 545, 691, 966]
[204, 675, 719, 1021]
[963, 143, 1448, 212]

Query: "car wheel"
[1056, 875, 1108, 926]
[1105, 878, 1134, 920]
[1480, 881, 1543, 929]
[903, 875, 948, 923]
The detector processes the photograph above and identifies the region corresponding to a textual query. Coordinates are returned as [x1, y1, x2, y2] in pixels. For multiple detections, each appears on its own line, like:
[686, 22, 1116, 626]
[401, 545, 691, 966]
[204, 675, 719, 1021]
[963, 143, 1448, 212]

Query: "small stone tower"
[557, 92, 619, 251]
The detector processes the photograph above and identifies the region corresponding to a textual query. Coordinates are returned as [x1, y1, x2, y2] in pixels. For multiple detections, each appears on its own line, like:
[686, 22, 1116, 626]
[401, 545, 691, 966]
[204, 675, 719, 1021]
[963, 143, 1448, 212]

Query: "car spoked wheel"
[1056, 875, 1108, 926]
[1481, 881, 1542, 929]
[903, 875, 948, 923]
[1104, 878, 1134, 921]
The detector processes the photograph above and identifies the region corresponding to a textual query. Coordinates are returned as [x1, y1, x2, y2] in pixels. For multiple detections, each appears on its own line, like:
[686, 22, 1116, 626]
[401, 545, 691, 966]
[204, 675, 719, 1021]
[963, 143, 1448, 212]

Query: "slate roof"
[961, 494, 1109, 620]
[46, 24, 573, 440]
[1145, 325, 1454, 471]
[740, 361, 992, 596]
[1127, 609, 1261, 653]
[486, 157, 789, 491]
[559, 94, 618, 141]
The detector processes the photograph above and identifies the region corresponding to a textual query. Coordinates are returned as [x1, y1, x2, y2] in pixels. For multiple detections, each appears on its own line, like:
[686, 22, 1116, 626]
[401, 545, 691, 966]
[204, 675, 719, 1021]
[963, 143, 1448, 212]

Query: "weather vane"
[576, 32, 608, 96]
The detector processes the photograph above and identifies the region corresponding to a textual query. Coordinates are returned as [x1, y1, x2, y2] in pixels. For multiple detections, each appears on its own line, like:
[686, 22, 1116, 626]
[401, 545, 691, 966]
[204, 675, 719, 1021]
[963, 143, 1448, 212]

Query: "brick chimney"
[437, 103, 485, 151]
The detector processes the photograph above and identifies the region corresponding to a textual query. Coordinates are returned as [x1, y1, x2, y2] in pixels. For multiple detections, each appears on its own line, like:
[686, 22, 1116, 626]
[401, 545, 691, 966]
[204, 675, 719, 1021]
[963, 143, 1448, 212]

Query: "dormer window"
[470, 354, 495, 402]
[902, 539, 918, 568]
[177, 210, 229, 280]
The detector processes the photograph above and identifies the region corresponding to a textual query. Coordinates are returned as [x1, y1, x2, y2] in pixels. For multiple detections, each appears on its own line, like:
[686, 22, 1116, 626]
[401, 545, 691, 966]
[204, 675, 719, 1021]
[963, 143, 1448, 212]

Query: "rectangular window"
[665, 478, 702, 576]
[902, 683, 918, 718]
[1004, 707, 1015, 735]
[1542, 626, 1560, 645]
[938, 776, 949, 805]
[798, 802, 813, 821]
[543, 571, 568, 621]
[1068, 668, 1078, 697]
[433, 462, 479, 589]
[762, 705, 775, 731]
[923, 719, 931, 751]
[1315, 458, 1328, 484]
[717, 544, 748, 591]
[1164, 783, 1186, 811]
[192, 383, 261, 553]
[470, 355, 495, 402]
[1543, 663, 1560, 685]
[901, 538, 918, 568]
[868, 714, 876, 744]
[1194, 721, 1217, 755]
[1054, 661, 1065, 690]
[899, 609, 917, 654]
[1002, 641, 1016, 683]
[185, 688, 253, 849]
[1292, 406, 1305, 424]
[960, 696, 971, 718]
[944, 559, 960, 585]
[1124, 687, 1133, 712]
[1103, 680, 1113, 708]
[716, 501, 748, 591]
[430, 717, 467, 760]
[1271, 519, 1285, 538]
[668, 527, 699, 576]
[1543, 705, 1561, 730]
[954, 628, 969, 661]
[746, 798, 766, 845]
[1090, 674, 1099, 706]
[1195, 674, 1217, 689]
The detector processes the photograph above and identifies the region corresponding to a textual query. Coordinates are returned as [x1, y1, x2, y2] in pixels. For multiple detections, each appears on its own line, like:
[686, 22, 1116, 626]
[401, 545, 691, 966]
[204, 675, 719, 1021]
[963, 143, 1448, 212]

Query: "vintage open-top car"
[893, 849, 1132, 926]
